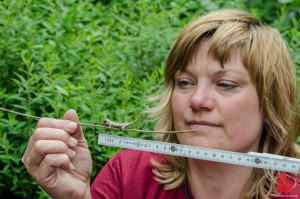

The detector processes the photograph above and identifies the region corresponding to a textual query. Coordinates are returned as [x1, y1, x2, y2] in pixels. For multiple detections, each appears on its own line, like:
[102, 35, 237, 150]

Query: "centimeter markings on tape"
[98, 134, 300, 173]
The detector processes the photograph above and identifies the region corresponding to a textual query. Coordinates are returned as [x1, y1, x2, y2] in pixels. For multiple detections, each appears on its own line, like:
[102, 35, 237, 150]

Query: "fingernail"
[70, 163, 75, 170]
[67, 122, 77, 131]
[70, 137, 78, 147]
[68, 148, 76, 158]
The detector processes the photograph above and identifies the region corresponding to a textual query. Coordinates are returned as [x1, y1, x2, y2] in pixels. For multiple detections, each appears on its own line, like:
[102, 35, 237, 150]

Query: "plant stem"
[0, 107, 195, 134]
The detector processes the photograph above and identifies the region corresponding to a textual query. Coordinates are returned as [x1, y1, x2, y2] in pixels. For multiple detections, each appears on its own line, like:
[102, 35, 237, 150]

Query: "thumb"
[64, 109, 85, 141]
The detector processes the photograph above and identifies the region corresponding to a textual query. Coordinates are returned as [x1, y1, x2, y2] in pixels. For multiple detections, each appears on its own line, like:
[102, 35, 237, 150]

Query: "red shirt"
[91, 149, 300, 199]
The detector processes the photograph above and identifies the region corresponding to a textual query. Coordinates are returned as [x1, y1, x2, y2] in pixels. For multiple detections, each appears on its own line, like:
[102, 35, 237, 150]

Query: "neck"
[187, 159, 253, 199]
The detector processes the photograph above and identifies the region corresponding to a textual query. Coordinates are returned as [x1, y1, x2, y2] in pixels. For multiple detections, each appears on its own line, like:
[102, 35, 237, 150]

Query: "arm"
[22, 110, 92, 199]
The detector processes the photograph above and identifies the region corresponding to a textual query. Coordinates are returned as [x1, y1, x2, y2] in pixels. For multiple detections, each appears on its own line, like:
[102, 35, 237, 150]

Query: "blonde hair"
[150, 9, 300, 198]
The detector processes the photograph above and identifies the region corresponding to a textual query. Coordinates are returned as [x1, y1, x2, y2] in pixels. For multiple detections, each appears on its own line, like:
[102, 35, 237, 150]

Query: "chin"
[180, 139, 212, 148]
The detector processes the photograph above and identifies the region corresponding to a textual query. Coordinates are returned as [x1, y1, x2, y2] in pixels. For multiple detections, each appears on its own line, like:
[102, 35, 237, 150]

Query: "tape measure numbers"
[98, 134, 300, 173]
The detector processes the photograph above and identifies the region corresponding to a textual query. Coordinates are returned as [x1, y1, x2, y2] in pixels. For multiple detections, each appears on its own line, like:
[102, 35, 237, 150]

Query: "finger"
[63, 109, 85, 141]
[35, 153, 75, 183]
[33, 128, 78, 148]
[23, 126, 78, 165]
[37, 118, 78, 134]
[26, 140, 76, 168]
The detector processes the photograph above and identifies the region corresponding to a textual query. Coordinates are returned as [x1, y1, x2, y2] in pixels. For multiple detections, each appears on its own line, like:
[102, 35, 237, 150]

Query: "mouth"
[187, 120, 221, 128]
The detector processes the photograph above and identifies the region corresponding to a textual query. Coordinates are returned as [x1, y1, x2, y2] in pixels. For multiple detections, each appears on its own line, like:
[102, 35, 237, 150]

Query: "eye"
[217, 81, 238, 90]
[176, 80, 194, 89]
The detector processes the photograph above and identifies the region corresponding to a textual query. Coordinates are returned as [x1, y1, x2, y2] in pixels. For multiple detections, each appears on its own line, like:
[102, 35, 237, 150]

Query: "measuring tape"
[98, 134, 300, 173]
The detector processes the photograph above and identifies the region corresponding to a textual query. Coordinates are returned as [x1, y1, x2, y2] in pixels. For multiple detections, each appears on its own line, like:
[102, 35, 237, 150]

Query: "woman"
[23, 9, 300, 199]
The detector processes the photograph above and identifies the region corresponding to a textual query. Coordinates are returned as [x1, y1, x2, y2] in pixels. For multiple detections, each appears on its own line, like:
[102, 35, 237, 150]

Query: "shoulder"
[91, 150, 181, 199]
[94, 149, 167, 181]
[106, 149, 167, 175]
[113, 149, 167, 164]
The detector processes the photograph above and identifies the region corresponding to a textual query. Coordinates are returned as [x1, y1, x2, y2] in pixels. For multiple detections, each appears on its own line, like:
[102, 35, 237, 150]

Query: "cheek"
[225, 94, 261, 119]
[224, 96, 263, 137]
[171, 95, 179, 120]
[171, 93, 186, 124]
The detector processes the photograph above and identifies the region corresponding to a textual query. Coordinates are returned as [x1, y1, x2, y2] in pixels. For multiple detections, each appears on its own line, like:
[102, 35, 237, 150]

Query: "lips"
[187, 120, 220, 127]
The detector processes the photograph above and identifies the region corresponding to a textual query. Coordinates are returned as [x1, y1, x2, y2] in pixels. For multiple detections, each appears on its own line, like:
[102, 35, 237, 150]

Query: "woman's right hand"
[22, 109, 92, 199]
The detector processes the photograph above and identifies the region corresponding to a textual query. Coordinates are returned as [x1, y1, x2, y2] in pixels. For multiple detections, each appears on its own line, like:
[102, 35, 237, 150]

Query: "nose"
[189, 84, 215, 111]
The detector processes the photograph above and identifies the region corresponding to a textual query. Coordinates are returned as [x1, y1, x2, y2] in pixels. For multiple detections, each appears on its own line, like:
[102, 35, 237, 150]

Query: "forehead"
[178, 41, 247, 74]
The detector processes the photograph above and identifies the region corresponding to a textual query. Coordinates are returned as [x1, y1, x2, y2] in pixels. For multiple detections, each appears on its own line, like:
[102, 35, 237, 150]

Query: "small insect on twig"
[0, 107, 195, 134]
[103, 115, 144, 131]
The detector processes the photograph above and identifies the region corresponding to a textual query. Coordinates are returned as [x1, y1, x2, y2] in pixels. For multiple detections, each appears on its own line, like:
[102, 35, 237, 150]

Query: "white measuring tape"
[98, 134, 300, 173]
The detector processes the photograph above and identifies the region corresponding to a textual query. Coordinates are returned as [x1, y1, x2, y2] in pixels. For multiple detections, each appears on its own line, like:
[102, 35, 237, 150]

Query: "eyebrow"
[213, 69, 245, 77]
[176, 68, 246, 77]
[175, 69, 194, 77]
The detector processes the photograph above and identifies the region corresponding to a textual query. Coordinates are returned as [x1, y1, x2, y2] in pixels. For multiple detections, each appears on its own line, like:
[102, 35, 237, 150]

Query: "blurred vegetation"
[0, 0, 299, 198]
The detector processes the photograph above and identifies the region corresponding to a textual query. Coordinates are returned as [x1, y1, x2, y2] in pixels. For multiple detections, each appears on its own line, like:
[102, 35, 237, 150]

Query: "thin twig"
[0, 107, 41, 120]
[0, 107, 195, 134]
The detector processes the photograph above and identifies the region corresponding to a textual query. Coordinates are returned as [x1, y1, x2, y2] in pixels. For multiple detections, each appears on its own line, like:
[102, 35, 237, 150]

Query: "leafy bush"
[0, 0, 299, 198]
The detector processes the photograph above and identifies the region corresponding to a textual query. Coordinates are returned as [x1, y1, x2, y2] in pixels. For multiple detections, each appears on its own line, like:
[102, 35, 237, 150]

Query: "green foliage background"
[0, 0, 299, 198]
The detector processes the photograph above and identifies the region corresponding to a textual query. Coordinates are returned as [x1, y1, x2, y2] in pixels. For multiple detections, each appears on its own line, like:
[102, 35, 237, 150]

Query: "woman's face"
[172, 41, 264, 153]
